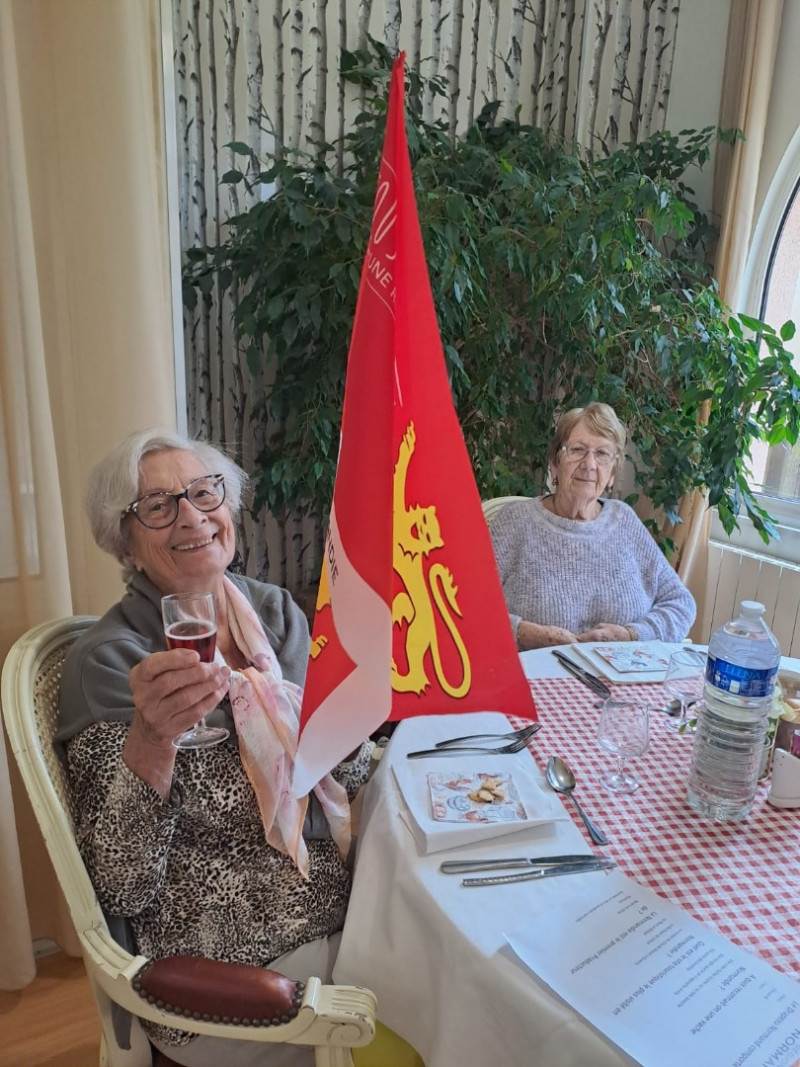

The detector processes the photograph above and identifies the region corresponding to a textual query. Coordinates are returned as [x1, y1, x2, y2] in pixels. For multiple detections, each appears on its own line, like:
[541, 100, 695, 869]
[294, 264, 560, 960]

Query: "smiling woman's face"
[551, 419, 617, 505]
[124, 449, 236, 594]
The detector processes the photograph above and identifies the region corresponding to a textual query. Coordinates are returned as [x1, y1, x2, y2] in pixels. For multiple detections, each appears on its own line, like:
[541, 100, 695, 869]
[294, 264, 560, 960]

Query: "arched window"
[714, 125, 800, 568]
[749, 175, 800, 501]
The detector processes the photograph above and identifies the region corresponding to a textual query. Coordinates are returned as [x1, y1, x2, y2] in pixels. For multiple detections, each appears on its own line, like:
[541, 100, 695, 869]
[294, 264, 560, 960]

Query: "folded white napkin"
[390, 712, 565, 854]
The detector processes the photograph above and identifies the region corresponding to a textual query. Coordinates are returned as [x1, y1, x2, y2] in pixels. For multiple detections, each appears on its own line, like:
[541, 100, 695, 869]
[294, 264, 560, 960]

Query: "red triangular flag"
[293, 54, 535, 795]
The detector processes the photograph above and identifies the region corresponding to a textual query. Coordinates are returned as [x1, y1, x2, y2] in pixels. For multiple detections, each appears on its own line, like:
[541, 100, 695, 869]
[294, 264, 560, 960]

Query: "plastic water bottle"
[687, 601, 780, 822]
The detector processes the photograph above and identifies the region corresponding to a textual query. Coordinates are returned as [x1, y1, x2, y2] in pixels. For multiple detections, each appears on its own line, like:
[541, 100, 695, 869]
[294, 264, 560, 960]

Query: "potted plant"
[184, 43, 800, 577]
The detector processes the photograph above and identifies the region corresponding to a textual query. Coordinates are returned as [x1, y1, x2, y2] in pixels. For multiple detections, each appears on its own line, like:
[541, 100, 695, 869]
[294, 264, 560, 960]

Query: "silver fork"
[406, 735, 535, 759]
[434, 723, 540, 749]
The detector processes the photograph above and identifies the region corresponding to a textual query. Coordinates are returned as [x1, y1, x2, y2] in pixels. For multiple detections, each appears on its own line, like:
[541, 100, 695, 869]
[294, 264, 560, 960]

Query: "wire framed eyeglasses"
[122, 474, 226, 529]
[558, 445, 617, 466]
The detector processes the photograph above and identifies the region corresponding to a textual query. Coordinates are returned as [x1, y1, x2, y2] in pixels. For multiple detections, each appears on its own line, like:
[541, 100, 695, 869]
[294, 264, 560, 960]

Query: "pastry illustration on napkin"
[428, 771, 527, 824]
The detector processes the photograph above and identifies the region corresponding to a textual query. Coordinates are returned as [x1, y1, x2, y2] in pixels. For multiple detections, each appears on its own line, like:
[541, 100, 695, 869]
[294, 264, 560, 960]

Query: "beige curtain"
[0, 0, 178, 989]
[675, 0, 783, 641]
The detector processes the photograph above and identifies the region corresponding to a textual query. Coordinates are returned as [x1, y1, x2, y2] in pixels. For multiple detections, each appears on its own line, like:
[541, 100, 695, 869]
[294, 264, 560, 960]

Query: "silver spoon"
[546, 756, 609, 846]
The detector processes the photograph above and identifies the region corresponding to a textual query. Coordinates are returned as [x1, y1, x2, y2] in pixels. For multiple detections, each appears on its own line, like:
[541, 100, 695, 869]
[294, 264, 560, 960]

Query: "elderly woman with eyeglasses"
[490, 403, 695, 651]
[56, 429, 371, 1067]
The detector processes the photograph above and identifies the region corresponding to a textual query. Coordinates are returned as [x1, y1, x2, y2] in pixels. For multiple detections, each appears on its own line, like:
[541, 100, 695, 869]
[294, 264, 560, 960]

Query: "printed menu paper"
[506, 871, 800, 1067]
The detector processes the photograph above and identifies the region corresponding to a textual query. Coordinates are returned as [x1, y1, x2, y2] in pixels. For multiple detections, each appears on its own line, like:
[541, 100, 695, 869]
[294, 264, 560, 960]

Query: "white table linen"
[334, 708, 637, 1067]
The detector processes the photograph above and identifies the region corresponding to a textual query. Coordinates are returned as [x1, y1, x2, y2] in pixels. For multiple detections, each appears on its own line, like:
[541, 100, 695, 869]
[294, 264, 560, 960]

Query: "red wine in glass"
[165, 620, 217, 662]
[161, 592, 229, 749]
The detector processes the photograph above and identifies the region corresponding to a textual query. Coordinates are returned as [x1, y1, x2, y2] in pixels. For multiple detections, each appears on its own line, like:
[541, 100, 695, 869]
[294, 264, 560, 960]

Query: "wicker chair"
[1, 616, 377, 1067]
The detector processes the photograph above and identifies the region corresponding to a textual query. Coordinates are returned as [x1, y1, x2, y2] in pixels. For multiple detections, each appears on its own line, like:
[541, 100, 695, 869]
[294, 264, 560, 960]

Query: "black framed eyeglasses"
[122, 474, 226, 529]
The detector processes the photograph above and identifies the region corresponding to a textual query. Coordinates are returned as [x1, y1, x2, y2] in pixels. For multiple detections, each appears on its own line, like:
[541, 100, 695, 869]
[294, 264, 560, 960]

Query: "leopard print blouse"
[67, 723, 371, 1047]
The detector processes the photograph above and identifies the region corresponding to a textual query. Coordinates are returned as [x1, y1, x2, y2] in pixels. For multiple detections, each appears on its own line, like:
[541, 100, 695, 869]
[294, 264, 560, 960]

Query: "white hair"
[84, 428, 248, 582]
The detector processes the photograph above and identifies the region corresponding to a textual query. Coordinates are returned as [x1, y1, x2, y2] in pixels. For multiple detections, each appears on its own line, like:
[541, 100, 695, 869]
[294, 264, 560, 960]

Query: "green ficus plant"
[184, 41, 800, 559]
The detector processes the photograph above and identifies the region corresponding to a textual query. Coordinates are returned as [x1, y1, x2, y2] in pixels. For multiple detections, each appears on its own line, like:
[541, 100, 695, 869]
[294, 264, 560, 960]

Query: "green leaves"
[183, 46, 800, 554]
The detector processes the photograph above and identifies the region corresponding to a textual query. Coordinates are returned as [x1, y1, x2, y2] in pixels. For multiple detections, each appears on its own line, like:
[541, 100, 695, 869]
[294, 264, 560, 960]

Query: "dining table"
[332, 643, 800, 1067]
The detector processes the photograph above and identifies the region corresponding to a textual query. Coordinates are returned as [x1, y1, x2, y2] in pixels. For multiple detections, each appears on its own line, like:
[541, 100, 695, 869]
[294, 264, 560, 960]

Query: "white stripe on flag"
[292, 504, 392, 796]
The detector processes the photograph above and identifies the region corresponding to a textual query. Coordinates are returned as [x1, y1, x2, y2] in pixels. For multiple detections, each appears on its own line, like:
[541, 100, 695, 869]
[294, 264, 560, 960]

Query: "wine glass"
[663, 648, 705, 734]
[161, 591, 229, 749]
[597, 699, 650, 794]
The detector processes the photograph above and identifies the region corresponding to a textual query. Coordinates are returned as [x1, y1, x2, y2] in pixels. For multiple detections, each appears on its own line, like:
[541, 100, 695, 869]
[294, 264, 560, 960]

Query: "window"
[711, 124, 800, 566]
[749, 176, 800, 503]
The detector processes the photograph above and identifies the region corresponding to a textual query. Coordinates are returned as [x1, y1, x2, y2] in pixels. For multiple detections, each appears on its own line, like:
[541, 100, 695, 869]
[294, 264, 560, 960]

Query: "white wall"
[666, 0, 732, 217]
[11, 0, 179, 616]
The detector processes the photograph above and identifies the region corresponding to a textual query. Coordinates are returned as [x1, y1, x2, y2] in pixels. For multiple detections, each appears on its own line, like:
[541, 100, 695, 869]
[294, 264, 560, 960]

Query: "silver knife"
[550, 650, 611, 699]
[462, 858, 615, 887]
[440, 854, 604, 874]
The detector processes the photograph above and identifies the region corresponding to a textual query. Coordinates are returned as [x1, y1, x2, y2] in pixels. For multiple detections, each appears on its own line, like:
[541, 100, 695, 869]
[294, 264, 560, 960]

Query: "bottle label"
[705, 655, 778, 698]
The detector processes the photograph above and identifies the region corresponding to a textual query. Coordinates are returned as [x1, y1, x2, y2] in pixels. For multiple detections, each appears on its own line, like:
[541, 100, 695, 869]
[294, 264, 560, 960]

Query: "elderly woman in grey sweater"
[490, 403, 695, 651]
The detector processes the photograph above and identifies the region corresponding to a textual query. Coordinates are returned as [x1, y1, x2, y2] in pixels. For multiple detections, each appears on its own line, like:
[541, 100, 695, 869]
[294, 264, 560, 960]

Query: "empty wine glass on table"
[161, 591, 230, 749]
[663, 648, 706, 734]
[597, 699, 650, 794]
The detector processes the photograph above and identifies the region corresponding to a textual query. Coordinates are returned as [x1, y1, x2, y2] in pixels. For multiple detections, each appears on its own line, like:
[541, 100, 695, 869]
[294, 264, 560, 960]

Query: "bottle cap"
[739, 600, 765, 617]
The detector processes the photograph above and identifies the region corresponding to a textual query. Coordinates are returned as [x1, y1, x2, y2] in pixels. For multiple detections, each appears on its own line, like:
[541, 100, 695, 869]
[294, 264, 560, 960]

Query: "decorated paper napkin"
[428, 771, 527, 824]
[572, 641, 690, 684]
[390, 712, 565, 854]
[590, 645, 670, 674]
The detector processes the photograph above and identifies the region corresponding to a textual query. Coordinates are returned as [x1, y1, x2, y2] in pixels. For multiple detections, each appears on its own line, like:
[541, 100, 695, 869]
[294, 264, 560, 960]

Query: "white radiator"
[700, 544, 800, 658]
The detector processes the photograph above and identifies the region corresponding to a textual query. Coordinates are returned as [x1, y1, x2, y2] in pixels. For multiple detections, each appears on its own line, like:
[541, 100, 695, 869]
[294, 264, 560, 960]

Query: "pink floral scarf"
[222, 576, 351, 879]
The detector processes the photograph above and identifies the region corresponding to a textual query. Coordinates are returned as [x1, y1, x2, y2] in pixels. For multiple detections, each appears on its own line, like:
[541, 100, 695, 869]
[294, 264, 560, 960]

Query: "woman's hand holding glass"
[123, 641, 230, 798]
[129, 644, 230, 750]
[161, 592, 230, 749]
[597, 698, 650, 794]
[129, 590, 230, 754]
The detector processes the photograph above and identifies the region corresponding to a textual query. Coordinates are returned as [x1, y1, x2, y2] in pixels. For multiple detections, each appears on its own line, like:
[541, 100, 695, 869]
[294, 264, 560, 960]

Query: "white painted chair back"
[1, 616, 376, 1067]
[481, 496, 532, 526]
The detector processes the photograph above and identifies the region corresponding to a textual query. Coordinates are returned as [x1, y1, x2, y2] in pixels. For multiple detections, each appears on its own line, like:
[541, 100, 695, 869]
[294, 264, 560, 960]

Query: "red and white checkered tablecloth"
[510, 677, 800, 979]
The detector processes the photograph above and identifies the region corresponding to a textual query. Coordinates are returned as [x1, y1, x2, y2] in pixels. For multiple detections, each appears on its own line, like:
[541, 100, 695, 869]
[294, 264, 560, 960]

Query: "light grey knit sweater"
[489, 497, 695, 644]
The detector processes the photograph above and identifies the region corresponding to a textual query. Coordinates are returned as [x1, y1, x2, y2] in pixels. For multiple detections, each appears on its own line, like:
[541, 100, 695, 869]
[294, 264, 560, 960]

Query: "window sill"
[710, 494, 800, 567]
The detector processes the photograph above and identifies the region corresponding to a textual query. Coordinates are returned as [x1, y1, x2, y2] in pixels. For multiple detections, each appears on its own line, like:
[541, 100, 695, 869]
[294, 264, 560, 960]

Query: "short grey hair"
[548, 403, 627, 478]
[85, 428, 248, 582]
